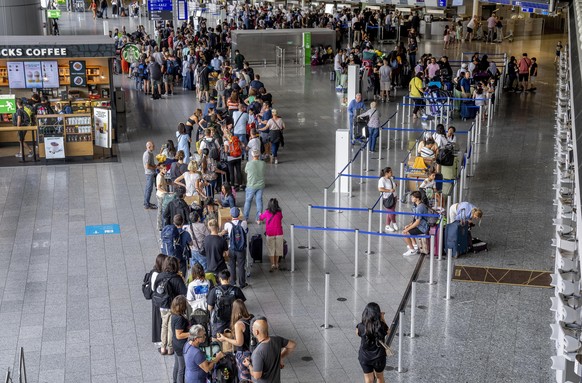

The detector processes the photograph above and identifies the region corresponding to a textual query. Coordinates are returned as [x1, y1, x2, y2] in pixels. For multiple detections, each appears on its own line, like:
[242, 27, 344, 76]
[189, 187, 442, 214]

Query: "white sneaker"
[385, 225, 395, 232]
[392, 223, 399, 231]
[403, 249, 418, 257]
[413, 244, 419, 250]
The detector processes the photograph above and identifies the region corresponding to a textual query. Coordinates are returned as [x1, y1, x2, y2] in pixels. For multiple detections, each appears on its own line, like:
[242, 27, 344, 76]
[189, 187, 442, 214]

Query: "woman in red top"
[258, 198, 284, 272]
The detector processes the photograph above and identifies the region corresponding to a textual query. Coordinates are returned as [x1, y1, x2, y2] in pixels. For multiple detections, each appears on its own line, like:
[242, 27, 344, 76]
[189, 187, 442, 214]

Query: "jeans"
[205, 179, 217, 198]
[385, 206, 396, 225]
[335, 69, 341, 86]
[191, 250, 207, 270]
[156, 194, 164, 230]
[228, 158, 243, 186]
[243, 187, 263, 222]
[101, 6, 107, 17]
[409, 54, 416, 68]
[271, 142, 280, 158]
[173, 353, 185, 383]
[229, 250, 247, 287]
[368, 128, 379, 151]
[144, 173, 155, 207]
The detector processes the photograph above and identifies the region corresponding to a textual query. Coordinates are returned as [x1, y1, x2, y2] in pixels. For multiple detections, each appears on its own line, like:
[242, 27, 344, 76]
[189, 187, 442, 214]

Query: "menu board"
[7, 62, 26, 89]
[94, 108, 112, 148]
[24, 62, 43, 88]
[41, 61, 59, 88]
[44, 136, 65, 159]
[69, 60, 87, 87]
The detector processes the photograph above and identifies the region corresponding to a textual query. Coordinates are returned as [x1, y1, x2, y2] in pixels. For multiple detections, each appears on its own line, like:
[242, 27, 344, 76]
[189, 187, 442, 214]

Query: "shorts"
[199, 83, 209, 91]
[17, 130, 26, 141]
[380, 82, 391, 92]
[163, 74, 174, 83]
[266, 235, 284, 258]
[466, 27, 473, 33]
[407, 227, 423, 236]
[518, 73, 529, 82]
[359, 356, 386, 374]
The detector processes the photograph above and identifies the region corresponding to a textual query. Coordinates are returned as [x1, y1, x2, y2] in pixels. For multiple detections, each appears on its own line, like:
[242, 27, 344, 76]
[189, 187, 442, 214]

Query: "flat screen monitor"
[41, 61, 59, 88]
[7, 62, 26, 89]
[24, 62, 43, 89]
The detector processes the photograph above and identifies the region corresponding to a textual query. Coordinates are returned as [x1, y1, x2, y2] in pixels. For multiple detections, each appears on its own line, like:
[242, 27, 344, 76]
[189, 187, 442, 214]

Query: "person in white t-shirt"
[378, 167, 398, 232]
[187, 263, 213, 310]
[433, 124, 448, 149]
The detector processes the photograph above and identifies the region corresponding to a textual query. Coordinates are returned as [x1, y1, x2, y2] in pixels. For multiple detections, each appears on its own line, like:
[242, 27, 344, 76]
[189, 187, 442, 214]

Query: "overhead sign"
[177, 0, 188, 20]
[69, 60, 86, 87]
[85, 224, 120, 236]
[148, 0, 173, 20]
[47, 9, 61, 18]
[0, 95, 16, 114]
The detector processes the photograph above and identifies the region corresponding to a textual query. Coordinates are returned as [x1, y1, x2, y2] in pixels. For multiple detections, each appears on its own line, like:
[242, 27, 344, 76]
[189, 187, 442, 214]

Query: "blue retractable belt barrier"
[293, 225, 356, 233]
[293, 225, 430, 239]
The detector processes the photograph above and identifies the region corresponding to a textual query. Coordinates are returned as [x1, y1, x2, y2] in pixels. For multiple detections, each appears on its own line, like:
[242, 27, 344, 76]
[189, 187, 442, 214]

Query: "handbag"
[382, 194, 395, 209]
[378, 339, 395, 357]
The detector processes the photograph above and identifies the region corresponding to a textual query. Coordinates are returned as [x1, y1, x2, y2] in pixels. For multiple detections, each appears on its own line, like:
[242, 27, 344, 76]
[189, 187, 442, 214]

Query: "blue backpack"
[167, 59, 179, 75]
[229, 221, 246, 252]
[161, 225, 180, 257]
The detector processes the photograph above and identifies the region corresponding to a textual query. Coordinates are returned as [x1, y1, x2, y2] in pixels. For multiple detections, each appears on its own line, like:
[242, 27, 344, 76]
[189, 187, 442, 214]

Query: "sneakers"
[392, 223, 399, 231]
[413, 244, 419, 250]
[385, 225, 395, 232]
[27, 152, 33, 158]
[274, 158, 278, 164]
[403, 248, 419, 257]
[15, 152, 22, 158]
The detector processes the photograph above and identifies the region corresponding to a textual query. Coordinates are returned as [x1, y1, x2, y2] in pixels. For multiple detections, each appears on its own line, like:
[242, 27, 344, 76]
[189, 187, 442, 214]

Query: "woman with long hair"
[187, 262, 212, 310]
[258, 198, 284, 271]
[174, 160, 204, 197]
[170, 150, 188, 191]
[218, 182, 236, 208]
[356, 302, 389, 383]
[156, 257, 187, 355]
[171, 295, 190, 383]
[200, 148, 226, 198]
[151, 254, 167, 343]
[378, 167, 398, 232]
[176, 123, 191, 164]
[216, 299, 254, 382]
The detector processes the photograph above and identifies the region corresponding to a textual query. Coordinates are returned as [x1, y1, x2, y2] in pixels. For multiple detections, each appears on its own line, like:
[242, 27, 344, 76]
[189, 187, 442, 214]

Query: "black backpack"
[213, 353, 237, 383]
[215, 286, 236, 322]
[436, 143, 455, 166]
[152, 276, 173, 308]
[142, 271, 153, 300]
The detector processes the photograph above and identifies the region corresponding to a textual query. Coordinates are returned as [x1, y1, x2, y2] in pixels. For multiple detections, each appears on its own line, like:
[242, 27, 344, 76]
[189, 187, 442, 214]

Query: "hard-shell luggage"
[470, 236, 488, 253]
[445, 220, 470, 257]
[249, 234, 262, 263]
[460, 100, 478, 120]
[96, 10, 103, 18]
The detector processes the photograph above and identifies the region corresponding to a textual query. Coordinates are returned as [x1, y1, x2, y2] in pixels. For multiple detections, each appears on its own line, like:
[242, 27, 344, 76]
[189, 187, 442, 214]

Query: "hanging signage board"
[303, 32, 311, 66]
[47, 9, 62, 18]
[69, 60, 87, 87]
[121, 44, 140, 64]
[93, 108, 112, 148]
[148, 0, 173, 20]
[177, 0, 187, 20]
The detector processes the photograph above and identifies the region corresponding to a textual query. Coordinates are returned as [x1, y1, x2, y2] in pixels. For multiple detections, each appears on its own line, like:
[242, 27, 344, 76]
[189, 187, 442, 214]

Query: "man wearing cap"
[456, 63, 469, 78]
[223, 207, 249, 288]
[244, 149, 266, 224]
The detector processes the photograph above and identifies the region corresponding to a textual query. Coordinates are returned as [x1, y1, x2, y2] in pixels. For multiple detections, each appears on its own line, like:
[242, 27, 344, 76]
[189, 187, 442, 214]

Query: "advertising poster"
[41, 61, 59, 88]
[93, 108, 112, 148]
[44, 136, 65, 159]
[7, 62, 25, 89]
[24, 61, 42, 88]
[69, 60, 86, 87]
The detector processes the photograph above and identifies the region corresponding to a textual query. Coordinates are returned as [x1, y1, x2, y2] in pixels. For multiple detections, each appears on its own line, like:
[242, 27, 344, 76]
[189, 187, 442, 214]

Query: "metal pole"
[459, 167, 464, 202]
[429, 235, 435, 285]
[401, 97, 406, 125]
[397, 311, 406, 373]
[366, 209, 374, 254]
[438, 216, 444, 261]
[365, 144, 370, 172]
[399, 162, 405, 202]
[353, 229, 361, 278]
[487, 98, 492, 128]
[379, 197, 384, 233]
[360, 149, 365, 184]
[462, 160, 467, 189]
[385, 119, 390, 162]
[307, 205, 312, 250]
[290, 225, 295, 272]
[410, 281, 416, 338]
[348, 162, 353, 198]
[337, 173, 342, 216]
[323, 188, 328, 229]
[323, 272, 331, 328]
[446, 249, 453, 300]
[452, 180, 458, 205]
[377, 125, 382, 171]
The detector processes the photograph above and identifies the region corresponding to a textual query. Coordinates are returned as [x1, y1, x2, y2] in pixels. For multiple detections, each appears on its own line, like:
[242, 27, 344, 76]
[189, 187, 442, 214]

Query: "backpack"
[152, 276, 173, 308]
[212, 353, 237, 383]
[142, 271, 153, 300]
[207, 139, 220, 161]
[160, 224, 180, 257]
[436, 143, 455, 166]
[228, 136, 242, 158]
[167, 59, 179, 75]
[137, 63, 146, 78]
[229, 221, 246, 252]
[215, 286, 236, 322]
[36, 104, 53, 116]
[13, 108, 30, 126]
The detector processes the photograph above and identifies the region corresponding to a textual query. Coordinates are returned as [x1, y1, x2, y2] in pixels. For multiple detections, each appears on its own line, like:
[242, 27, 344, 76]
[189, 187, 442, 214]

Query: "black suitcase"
[470, 237, 488, 253]
[96, 10, 103, 18]
[249, 234, 262, 263]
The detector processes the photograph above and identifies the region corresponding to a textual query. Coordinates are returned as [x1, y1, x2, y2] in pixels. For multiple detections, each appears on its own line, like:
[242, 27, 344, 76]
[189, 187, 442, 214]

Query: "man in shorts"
[517, 53, 532, 92]
[379, 59, 392, 102]
[401, 191, 429, 256]
[466, 15, 478, 42]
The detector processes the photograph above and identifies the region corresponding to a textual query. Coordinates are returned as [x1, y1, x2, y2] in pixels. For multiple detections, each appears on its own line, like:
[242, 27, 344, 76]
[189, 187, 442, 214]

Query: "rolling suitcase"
[445, 220, 470, 257]
[460, 101, 478, 120]
[470, 235, 488, 253]
[249, 234, 262, 263]
[330, 71, 336, 81]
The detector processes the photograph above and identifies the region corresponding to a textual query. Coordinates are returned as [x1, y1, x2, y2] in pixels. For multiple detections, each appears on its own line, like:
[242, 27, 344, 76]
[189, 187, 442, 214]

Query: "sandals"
[269, 265, 277, 273]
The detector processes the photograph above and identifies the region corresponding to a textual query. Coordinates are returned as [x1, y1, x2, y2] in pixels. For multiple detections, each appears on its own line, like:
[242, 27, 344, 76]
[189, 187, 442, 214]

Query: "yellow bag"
[412, 156, 427, 170]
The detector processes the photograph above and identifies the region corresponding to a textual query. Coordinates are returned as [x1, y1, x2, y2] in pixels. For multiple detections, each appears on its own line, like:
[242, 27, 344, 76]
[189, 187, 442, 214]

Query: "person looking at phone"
[183, 325, 224, 383]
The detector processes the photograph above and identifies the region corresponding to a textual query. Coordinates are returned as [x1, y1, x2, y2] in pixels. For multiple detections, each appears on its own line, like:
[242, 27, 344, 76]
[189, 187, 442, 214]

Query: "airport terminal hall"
[0, 0, 577, 382]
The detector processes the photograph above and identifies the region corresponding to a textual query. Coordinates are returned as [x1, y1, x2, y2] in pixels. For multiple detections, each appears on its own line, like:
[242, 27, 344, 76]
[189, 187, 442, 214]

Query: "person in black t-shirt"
[171, 295, 190, 383]
[356, 302, 390, 383]
[206, 270, 246, 337]
[203, 218, 228, 275]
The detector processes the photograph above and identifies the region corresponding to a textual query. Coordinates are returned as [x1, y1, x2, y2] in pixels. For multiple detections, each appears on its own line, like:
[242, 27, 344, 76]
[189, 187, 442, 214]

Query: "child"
[186, 262, 214, 310]
[419, 170, 442, 207]
[528, 57, 538, 91]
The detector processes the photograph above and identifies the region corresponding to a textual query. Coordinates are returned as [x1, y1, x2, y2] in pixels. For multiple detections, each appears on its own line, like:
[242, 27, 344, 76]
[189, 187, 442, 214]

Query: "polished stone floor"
[0, 10, 559, 383]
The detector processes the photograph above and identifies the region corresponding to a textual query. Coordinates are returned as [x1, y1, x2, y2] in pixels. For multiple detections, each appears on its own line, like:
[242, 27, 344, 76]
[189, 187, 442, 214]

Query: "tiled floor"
[0, 11, 559, 383]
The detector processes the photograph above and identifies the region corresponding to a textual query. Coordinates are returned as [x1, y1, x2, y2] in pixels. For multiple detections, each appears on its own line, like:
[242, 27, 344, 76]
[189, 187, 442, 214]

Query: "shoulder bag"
[382, 178, 396, 209]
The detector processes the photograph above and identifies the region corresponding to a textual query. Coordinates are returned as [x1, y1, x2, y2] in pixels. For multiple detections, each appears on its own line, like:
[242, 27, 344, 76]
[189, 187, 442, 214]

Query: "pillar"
[0, 0, 43, 35]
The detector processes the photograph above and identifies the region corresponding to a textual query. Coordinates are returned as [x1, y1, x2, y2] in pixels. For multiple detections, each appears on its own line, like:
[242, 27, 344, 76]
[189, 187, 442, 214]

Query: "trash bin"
[114, 87, 125, 113]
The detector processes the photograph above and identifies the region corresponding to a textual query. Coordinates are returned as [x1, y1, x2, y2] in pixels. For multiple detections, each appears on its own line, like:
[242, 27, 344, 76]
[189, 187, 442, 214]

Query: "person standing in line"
[409, 72, 425, 119]
[378, 167, 398, 233]
[223, 207, 249, 288]
[184, 325, 225, 383]
[150, 254, 167, 344]
[203, 219, 229, 276]
[528, 57, 538, 92]
[348, 93, 365, 138]
[357, 102, 380, 152]
[244, 317, 297, 383]
[99, 0, 108, 18]
[555, 41, 563, 63]
[155, 164, 168, 230]
[379, 59, 392, 102]
[243, 149, 266, 224]
[171, 296, 190, 383]
[356, 302, 390, 383]
[13, 98, 32, 159]
[517, 53, 532, 92]
[258, 198, 284, 272]
[143, 141, 158, 210]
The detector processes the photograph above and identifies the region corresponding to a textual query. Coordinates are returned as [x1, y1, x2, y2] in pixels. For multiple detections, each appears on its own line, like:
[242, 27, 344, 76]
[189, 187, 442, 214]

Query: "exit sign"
[47, 9, 62, 18]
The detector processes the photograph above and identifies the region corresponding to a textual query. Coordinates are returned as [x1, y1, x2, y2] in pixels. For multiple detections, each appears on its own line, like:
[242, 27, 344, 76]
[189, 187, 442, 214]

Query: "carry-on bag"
[249, 234, 262, 263]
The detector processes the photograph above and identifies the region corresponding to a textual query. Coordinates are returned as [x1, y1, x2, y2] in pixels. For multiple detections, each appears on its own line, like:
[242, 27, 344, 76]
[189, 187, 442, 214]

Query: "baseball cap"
[230, 207, 240, 218]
